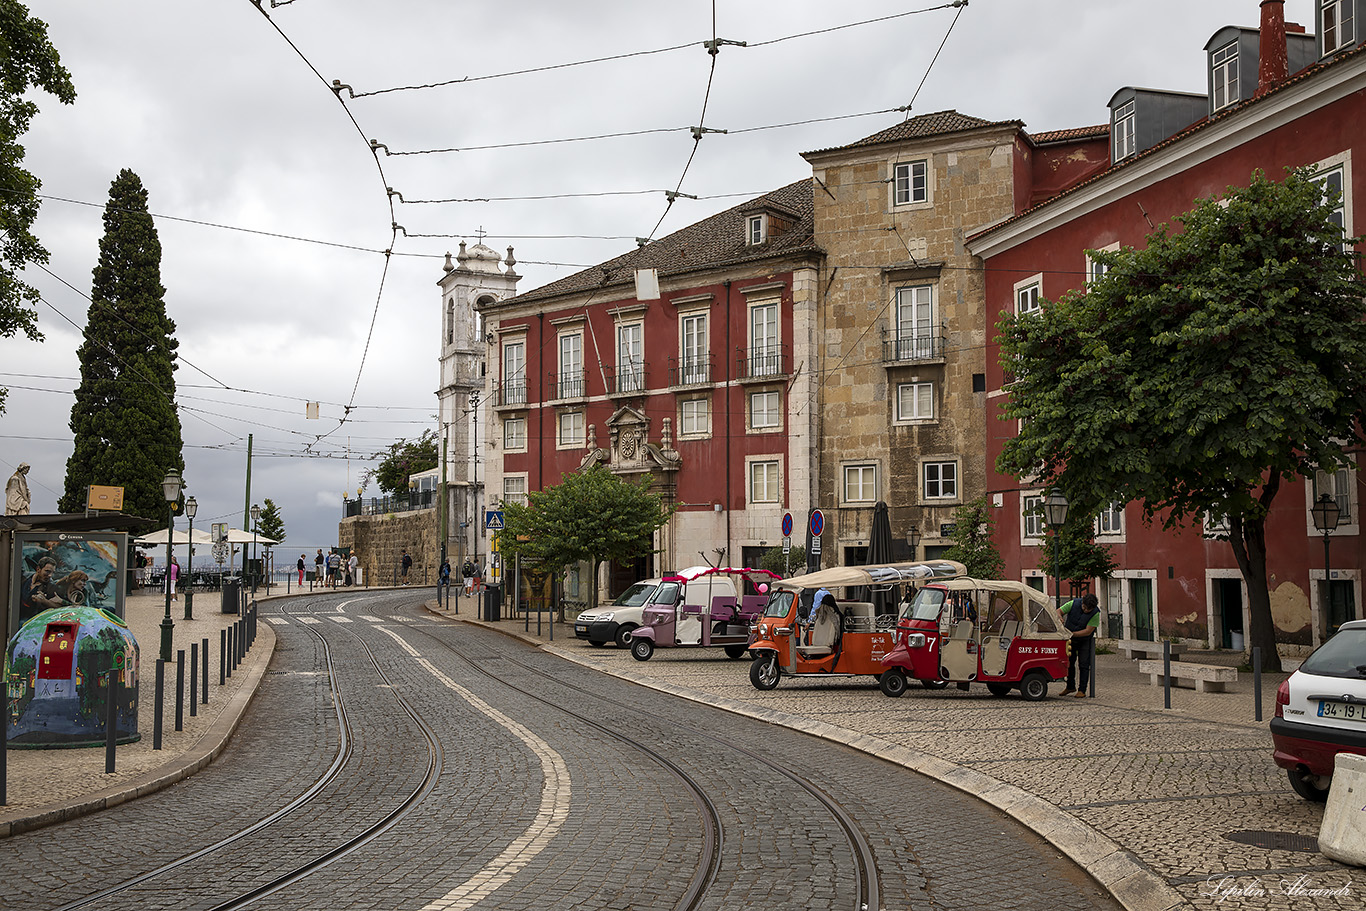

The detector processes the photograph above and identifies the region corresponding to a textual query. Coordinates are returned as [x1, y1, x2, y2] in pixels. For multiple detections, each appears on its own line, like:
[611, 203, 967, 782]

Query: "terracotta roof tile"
[803, 109, 1022, 156]
[1028, 125, 1110, 144]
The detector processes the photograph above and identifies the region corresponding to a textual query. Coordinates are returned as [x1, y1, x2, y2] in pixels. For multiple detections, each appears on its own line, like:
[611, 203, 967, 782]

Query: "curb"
[433, 603, 1189, 911]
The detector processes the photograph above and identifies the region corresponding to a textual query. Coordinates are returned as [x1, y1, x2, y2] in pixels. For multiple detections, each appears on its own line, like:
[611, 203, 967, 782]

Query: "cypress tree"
[60, 169, 184, 522]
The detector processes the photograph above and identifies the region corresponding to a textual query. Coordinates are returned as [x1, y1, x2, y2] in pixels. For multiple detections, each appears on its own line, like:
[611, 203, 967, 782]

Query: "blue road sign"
[485, 510, 505, 530]
[809, 509, 824, 538]
[782, 513, 793, 537]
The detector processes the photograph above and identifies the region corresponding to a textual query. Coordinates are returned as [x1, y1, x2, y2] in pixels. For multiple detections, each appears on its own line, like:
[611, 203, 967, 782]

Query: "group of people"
[301, 549, 360, 588]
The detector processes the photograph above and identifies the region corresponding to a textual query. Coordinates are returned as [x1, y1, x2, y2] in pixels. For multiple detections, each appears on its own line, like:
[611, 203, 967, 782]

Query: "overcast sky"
[3, 0, 1313, 566]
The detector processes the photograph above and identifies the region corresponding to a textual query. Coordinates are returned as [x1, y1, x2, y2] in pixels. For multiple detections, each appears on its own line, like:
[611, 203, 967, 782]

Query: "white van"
[574, 567, 737, 648]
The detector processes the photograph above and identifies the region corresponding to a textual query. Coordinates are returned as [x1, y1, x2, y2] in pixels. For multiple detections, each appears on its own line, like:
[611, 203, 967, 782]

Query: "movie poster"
[8, 532, 128, 638]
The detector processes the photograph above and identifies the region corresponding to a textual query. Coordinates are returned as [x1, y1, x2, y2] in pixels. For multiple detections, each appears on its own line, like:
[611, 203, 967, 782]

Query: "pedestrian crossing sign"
[485, 510, 504, 530]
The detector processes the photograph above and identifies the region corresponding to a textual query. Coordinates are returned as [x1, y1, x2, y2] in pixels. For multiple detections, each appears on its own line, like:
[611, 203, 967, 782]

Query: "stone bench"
[1118, 639, 1185, 662]
[1137, 659, 1237, 693]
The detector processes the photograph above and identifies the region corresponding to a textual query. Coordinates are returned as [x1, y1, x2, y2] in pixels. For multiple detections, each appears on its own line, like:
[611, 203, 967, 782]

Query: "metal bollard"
[202, 637, 210, 704]
[220, 629, 227, 685]
[190, 642, 198, 717]
[153, 659, 165, 751]
[1254, 646, 1263, 721]
[175, 649, 185, 732]
[105, 663, 118, 774]
[226, 625, 234, 678]
[1163, 640, 1172, 709]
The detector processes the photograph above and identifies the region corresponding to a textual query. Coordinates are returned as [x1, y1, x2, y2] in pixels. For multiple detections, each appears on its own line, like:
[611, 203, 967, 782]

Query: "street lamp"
[1043, 487, 1070, 614]
[907, 525, 921, 562]
[1311, 493, 1343, 631]
[183, 496, 197, 620]
[160, 469, 183, 663]
[250, 503, 261, 594]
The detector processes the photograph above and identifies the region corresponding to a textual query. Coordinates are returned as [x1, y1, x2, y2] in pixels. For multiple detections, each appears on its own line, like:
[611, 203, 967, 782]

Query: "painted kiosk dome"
[5, 605, 140, 747]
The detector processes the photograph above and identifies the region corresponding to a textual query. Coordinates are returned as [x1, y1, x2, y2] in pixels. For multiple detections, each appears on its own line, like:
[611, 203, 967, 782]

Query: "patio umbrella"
[220, 527, 280, 545]
[134, 527, 214, 547]
[867, 501, 895, 614]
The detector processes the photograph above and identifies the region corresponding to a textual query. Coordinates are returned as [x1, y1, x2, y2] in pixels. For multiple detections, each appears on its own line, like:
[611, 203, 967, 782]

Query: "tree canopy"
[363, 430, 438, 495]
[939, 497, 1006, 579]
[257, 498, 286, 545]
[0, 1, 75, 413]
[499, 466, 673, 618]
[60, 169, 184, 524]
[997, 168, 1365, 668]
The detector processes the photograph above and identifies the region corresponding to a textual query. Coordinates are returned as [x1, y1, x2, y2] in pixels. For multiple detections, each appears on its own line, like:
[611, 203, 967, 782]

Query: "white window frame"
[1310, 152, 1353, 252]
[680, 311, 709, 384]
[922, 460, 958, 501]
[892, 159, 930, 207]
[616, 321, 644, 393]
[680, 397, 710, 437]
[1021, 492, 1045, 543]
[558, 332, 584, 398]
[1014, 274, 1042, 316]
[747, 214, 766, 245]
[749, 389, 782, 432]
[1094, 501, 1126, 541]
[1323, 0, 1357, 55]
[842, 463, 878, 505]
[1203, 512, 1232, 539]
[1211, 40, 1239, 112]
[1112, 99, 1136, 162]
[895, 381, 935, 423]
[502, 416, 527, 452]
[1087, 242, 1120, 286]
[749, 299, 781, 377]
[556, 409, 585, 449]
[748, 458, 781, 506]
[502, 474, 528, 506]
[502, 340, 526, 404]
[894, 284, 937, 360]
[1308, 453, 1361, 538]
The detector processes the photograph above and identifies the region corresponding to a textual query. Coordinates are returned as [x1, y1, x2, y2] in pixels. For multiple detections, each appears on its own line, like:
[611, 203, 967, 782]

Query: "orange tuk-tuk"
[747, 560, 965, 690]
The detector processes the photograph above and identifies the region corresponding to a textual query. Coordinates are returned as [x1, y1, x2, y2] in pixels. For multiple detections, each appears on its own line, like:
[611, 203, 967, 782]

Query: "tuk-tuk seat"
[951, 620, 975, 640]
[711, 595, 739, 621]
[841, 601, 876, 632]
[996, 620, 1022, 640]
[740, 594, 767, 616]
[797, 607, 840, 656]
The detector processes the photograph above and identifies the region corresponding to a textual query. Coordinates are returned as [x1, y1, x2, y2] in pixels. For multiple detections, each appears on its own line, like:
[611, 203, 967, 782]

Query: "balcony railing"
[606, 364, 647, 396]
[550, 369, 586, 400]
[736, 345, 789, 381]
[668, 354, 712, 387]
[344, 489, 437, 518]
[493, 378, 528, 407]
[883, 330, 945, 364]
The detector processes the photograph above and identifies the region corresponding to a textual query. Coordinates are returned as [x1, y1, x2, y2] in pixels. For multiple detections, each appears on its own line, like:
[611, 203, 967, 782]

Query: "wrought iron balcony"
[550, 369, 586, 400]
[493, 378, 528, 408]
[606, 364, 647, 396]
[668, 354, 713, 387]
[882, 330, 945, 364]
[736, 345, 789, 382]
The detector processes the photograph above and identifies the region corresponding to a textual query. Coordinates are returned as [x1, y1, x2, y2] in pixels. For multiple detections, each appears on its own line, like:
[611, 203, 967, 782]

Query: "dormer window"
[747, 214, 766, 245]
[1322, 0, 1356, 55]
[1211, 40, 1239, 111]
[1112, 99, 1136, 162]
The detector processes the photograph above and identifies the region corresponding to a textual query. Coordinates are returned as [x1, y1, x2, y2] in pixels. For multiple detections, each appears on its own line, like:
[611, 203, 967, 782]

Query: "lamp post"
[1311, 493, 1343, 631]
[1044, 488, 1070, 614]
[907, 525, 921, 562]
[160, 469, 183, 663]
[183, 496, 197, 620]
[250, 503, 261, 594]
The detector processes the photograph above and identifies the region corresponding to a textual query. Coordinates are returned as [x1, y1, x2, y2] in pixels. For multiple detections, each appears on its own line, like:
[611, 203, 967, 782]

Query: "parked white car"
[1271, 619, 1366, 800]
[574, 568, 736, 648]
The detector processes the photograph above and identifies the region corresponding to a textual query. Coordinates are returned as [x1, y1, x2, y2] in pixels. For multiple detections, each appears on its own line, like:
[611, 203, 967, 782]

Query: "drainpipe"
[724, 280, 733, 563]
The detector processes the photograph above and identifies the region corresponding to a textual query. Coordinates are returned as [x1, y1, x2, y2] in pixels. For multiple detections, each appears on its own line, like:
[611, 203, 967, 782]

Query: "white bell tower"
[437, 240, 519, 568]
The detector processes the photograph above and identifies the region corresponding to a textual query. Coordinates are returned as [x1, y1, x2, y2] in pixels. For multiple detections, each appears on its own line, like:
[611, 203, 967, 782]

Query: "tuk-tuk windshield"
[653, 581, 681, 604]
[903, 587, 945, 622]
[612, 582, 658, 607]
[764, 590, 794, 619]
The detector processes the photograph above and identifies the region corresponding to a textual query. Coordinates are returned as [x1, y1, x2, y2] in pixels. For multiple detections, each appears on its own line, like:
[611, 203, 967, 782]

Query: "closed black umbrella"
[867, 501, 894, 614]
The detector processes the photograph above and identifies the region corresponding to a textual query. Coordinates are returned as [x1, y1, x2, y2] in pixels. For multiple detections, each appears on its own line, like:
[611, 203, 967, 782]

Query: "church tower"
[437, 240, 519, 569]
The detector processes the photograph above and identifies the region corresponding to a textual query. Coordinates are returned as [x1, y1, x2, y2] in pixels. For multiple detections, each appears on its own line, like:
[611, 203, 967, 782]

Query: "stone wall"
[339, 508, 439, 587]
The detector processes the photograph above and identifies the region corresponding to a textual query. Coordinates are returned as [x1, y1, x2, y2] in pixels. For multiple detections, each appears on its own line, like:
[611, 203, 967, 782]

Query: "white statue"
[6, 462, 31, 515]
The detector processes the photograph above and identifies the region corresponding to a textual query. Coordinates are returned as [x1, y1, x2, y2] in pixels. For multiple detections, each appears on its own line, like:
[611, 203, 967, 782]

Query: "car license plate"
[575, 625, 588, 634]
[1317, 700, 1366, 721]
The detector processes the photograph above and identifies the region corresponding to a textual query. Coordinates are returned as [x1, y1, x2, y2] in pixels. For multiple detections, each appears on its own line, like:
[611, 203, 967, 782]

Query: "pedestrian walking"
[401, 550, 412, 585]
[297, 554, 306, 585]
[168, 556, 180, 602]
[327, 550, 342, 588]
[1060, 593, 1101, 697]
[347, 551, 359, 587]
[314, 549, 324, 585]
[461, 558, 475, 598]
[439, 558, 451, 597]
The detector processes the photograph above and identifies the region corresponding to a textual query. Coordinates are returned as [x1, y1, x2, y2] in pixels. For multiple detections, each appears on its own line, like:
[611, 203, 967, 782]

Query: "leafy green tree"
[363, 430, 438, 495]
[758, 544, 806, 578]
[1036, 509, 1117, 597]
[997, 169, 1366, 670]
[940, 497, 1006, 579]
[0, 2, 75, 414]
[499, 466, 673, 620]
[60, 169, 184, 524]
[256, 498, 286, 544]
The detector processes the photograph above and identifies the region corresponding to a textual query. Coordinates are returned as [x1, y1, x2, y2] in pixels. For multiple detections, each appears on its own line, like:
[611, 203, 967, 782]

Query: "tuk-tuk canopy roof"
[925, 577, 1050, 602]
[666, 565, 782, 583]
[773, 560, 965, 591]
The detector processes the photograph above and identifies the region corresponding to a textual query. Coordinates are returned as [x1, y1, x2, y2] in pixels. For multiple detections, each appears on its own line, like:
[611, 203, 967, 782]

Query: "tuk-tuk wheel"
[749, 654, 780, 690]
[630, 637, 654, 661]
[879, 669, 908, 698]
[724, 644, 748, 659]
[1019, 672, 1050, 701]
[986, 682, 1013, 697]
[920, 678, 949, 690]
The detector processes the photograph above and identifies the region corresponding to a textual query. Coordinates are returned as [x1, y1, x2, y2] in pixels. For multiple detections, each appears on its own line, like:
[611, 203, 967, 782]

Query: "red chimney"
[1256, 0, 1289, 97]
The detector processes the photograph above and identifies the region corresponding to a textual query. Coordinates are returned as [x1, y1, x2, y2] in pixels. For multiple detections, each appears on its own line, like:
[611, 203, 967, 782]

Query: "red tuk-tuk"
[747, 560, 965, 690]
[878, 578, 1070, 700]
[628, 566, 780, 661]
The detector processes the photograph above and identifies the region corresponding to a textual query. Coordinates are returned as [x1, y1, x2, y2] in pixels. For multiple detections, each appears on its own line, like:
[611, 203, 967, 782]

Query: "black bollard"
[1163, 640, 1172, 709]
[1254, 646, 1263, 721]
[175, 650, 185, 732]
[105, 663, 118, 774]
[219, 628, 227, 684]
[202, 636, 210, 704]
[189, 642, 198, 718]
[226, 625, 234, 678]
[153, 659, 165, 750]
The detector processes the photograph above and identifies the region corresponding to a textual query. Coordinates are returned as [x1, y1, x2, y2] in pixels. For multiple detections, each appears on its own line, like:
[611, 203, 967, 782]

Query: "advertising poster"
[8, 531, 128, 639]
